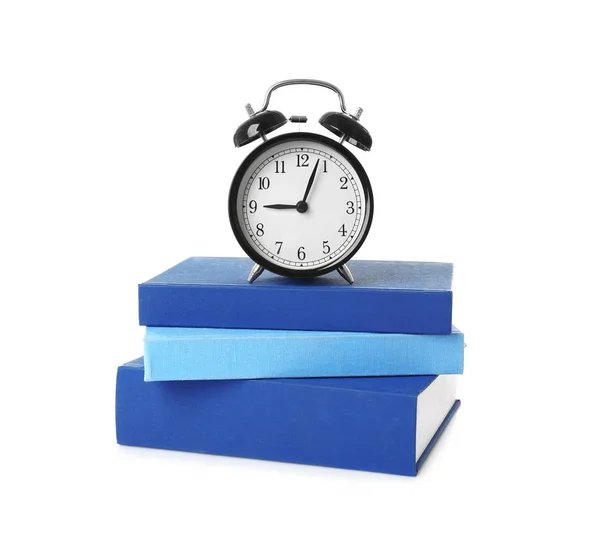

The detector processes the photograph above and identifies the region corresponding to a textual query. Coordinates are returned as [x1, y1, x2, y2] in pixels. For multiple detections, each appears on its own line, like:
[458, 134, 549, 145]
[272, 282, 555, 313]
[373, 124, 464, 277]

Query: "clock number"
[275, 241, 283, 254]
[346, 201, 355, 214]
[340, 176, 348, 189]
[248, 200, 257, 214]
[297, 247, 306, 261]
[256, 223, 264, 237]
[296, 154, 309, 167]
[258, 177, 270, 190]
[322, 160, 328, 173]
[322, 241, 331, 254]
[338, 224, 347, 237]
[275, 161, 285, 174]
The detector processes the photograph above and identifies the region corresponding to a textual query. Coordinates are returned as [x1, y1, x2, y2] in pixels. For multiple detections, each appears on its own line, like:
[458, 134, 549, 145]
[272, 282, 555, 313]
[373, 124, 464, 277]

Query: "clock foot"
[247, 263, 265, 283]
[337, 264, 354, 285]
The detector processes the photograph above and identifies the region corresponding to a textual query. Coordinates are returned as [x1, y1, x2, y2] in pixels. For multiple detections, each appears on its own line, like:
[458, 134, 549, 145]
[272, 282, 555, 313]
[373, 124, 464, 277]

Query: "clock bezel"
[228, 132, 374, 278]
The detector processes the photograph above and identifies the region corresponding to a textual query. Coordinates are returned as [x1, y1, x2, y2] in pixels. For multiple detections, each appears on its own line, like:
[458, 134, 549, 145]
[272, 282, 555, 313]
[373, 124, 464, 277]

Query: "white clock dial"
[232, 134, 372, 273]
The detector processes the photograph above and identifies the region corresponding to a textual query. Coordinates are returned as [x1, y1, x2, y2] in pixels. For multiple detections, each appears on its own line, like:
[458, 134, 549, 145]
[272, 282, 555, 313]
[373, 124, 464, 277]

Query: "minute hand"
[301, 159, 321, 203]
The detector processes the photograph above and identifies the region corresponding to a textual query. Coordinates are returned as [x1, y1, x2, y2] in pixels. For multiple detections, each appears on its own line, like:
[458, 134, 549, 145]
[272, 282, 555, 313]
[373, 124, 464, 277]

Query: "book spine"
[143, 327, 464, 381]
[138, 285, 452, 334]
[116, 363, 419, 476]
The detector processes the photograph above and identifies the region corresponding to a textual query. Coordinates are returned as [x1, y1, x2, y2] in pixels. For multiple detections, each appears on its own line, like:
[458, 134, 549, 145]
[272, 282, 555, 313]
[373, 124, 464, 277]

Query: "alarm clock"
[229, 79, 374, 284]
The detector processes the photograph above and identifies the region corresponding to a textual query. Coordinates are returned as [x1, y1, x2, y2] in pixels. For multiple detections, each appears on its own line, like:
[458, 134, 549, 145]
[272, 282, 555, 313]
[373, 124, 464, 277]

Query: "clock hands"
[262, 158, 320, 214]
[263, 202, 308, 213]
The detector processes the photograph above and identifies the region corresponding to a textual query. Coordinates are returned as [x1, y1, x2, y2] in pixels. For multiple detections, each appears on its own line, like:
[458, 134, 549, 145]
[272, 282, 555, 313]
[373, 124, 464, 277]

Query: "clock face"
[229, 132, 373, 277]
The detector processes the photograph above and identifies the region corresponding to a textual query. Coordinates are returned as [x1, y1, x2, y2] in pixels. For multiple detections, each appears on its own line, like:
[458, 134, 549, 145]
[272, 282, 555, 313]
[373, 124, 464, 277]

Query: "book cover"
[116, 358, 461, 476]
[144, 326, 464, 381]
[138, 257, 453, 334]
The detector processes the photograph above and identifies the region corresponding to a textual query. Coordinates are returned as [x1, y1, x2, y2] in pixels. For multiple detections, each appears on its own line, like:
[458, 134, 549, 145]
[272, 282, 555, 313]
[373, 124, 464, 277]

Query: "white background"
[1, 1, 599, 531]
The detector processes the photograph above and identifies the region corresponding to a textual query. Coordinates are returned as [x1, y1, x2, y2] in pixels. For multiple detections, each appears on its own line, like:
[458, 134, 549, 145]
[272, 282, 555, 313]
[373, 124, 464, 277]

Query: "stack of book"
[116, 257, 464, 476]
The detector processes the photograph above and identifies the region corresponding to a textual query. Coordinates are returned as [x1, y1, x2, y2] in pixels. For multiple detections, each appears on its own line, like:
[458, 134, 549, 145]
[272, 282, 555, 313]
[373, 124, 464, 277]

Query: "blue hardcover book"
[144, 326, 464, 381]
[138, 257, 453, 334]
[116, 358, 460, 476]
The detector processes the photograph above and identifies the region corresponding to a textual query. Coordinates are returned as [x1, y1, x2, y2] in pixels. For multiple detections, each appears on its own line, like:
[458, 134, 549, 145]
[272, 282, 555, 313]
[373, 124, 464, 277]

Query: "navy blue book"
[138, 257, 453, 334]
[116, 358, 460, 476]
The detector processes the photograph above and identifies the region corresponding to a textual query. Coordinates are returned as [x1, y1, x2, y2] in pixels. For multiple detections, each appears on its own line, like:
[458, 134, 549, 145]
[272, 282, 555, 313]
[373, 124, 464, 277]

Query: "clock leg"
[337, 264, 354, 285]
[247, 263, 265, 283]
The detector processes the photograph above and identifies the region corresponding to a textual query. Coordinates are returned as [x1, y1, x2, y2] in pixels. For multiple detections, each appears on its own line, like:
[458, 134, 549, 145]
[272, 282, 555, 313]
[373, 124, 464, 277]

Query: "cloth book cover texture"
[116, 358, 461, 476]
[138, 257, 453, 334]
[144, 326, 464, 381]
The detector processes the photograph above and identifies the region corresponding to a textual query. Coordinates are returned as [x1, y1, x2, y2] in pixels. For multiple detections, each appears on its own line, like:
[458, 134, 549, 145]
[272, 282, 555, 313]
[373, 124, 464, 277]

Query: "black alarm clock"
[229, 79, 374, 284]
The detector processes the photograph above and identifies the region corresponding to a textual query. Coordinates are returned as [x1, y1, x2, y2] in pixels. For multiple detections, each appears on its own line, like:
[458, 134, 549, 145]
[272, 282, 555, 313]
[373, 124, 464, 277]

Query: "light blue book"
[144, 327, 464, 381]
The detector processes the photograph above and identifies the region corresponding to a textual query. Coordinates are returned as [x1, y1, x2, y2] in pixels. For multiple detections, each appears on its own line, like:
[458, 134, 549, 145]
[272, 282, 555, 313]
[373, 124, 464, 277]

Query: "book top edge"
[140, 257, 453, 292]
[122, 358, 439, 397]
[143, 325, 463, 340]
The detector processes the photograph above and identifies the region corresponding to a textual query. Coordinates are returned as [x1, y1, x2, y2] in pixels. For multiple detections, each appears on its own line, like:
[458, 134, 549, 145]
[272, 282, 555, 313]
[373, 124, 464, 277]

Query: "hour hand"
[263, 203, 297, 209]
